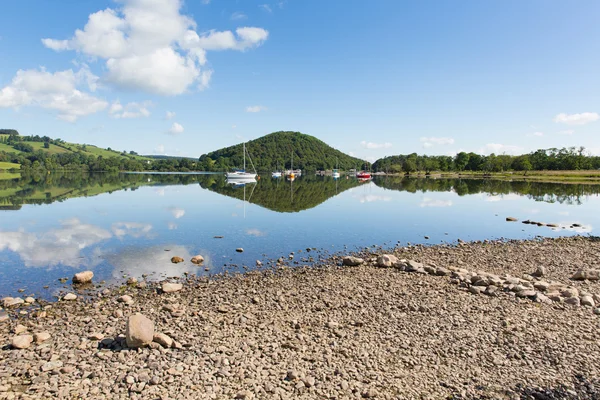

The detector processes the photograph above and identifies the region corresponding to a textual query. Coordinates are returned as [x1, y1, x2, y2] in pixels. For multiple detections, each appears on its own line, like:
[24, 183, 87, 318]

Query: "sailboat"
[356, 161, 371, 180]
[332, 158, 340, 179]
[226, 142, 257, 181]
[286, 151, 296, 180]
[272, 163, 282, 178]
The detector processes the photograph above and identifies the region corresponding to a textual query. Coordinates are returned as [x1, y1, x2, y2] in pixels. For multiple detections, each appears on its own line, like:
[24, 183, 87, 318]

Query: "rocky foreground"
[1, 236, 600, 399]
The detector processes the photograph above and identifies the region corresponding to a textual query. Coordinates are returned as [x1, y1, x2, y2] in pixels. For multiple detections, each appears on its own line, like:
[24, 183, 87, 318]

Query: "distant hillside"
[0, 132, 150, 162]
[199, 131, 365, 172]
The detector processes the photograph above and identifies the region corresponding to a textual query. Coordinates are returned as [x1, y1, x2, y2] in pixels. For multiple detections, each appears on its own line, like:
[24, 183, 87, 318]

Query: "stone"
[533, 292, 552, 304]
[34, 332, 51, 343]
[256, 260, 263, 266]
[126, 313, 155, 348]
[516, 290, 536, 298]
[41, 360, 63, 372]
[469, 286, 483, 295]
[3, 297, 24, 307]
[170, 256, 184, 263]
[506, 217, 518, 222]
[236, 248, 244, 253]
[581, 295, 595, 307]
[153, 332, 173, 348]
[405, 260, 424, 272]
[118, 295, 134, 305]
[0, 310, 8, 323]
[73, 271, 94, 284]
[127, 277, 138, 285]
[342, 256, 364, 266]
[62, 293, 77, 301]
[14, 324, 27, 334]
[564, 297, 580, 306]
[11, 335, 33, 349]
[571, 270, 600, 281]
[561, 288, 579, 298]
[376, 254, 398, 268]
[594, 308, 600, 315]
[235, 390, 254, 399]
[533, 282, 550, 291]
[531, 266, 546, 277]
[484, 286, 498, 296]
[25, 297, 35, 304]
[191, 255, 204, 264]
[88, 333, 104, 340]
[162, 282, 183, 293]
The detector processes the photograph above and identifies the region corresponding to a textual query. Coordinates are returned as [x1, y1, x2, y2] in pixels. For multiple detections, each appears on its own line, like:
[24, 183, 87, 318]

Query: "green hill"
[199, 131, 365, 172]
[0, 131, 150, 163]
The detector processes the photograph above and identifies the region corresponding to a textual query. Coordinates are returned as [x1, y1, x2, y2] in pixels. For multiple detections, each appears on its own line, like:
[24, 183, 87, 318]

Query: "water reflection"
[2, 172, 600, 299]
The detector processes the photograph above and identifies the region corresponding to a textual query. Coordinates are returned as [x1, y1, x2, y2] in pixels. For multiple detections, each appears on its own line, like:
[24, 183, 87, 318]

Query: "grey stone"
[153, 332, 173, 348]
[377, 254, 398, 268]
[161, 282, 183, 293]
[342, 256, 364, 266]
[11, 335, 33, 349]
[191, 255, 205, 264]
[73, 271, 94, 284]
[571, 270, 600, 281]
[126, 313, 154, 348]
[62, 293, 77, 301]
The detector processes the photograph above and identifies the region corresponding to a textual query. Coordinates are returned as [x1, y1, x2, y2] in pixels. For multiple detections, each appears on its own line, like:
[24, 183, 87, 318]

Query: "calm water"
[1, 172, 599, 300]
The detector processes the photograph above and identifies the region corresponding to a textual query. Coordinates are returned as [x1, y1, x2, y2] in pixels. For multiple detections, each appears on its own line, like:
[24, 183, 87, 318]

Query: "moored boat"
[226, 142, 257, 181]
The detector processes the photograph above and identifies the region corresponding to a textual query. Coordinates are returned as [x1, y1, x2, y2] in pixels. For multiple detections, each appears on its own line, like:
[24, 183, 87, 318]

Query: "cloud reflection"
[419, 197, 453, 207]
[168, 207, 186, 219]
[246, 228, 266, 237]
[112, 222, 153, 238]
[0, 218, 111, 268]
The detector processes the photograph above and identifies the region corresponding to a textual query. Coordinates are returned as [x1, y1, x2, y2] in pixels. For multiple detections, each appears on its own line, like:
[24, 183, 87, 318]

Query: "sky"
[1, 0, 599, 161]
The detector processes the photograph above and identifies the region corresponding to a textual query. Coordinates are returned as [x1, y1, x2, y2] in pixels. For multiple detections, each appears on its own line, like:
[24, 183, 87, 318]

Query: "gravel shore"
[1, 236, 600, 399]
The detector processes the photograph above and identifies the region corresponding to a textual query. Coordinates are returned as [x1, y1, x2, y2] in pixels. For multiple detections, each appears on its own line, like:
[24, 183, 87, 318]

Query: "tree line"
[372, 147, 600, 174]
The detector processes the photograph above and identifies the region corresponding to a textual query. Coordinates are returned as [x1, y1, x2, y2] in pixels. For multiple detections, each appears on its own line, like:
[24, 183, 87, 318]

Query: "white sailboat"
[226, 142, 257, 181]
[332, 157, 340, 178]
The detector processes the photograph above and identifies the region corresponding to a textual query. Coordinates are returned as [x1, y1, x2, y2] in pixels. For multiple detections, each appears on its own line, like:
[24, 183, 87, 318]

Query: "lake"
[1, 172, 599, 300]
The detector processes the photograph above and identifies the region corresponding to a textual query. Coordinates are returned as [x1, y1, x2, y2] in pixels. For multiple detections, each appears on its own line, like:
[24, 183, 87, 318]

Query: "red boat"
[356, 171, 371, 179]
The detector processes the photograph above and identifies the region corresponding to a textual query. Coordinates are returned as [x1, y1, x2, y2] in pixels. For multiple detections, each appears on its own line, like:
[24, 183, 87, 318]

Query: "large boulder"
[571, 270, 600, 281]
[376, 254, 398, 268]
[191, 255, 205, 265]
[170, 256, 184, 263]
[73, 271, 94, 284]
[126, 313, 154, 348]
[162, 282, 183, 293]
[342, 256, 364, 266]
[11, 335, 33, 349]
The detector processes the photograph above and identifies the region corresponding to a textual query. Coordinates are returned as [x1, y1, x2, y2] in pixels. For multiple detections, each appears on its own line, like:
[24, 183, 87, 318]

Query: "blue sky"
[1, 0, 599, 160]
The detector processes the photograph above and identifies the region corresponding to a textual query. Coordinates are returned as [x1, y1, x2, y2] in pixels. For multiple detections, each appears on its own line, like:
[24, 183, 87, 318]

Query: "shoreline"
[2, 236, 600, 399]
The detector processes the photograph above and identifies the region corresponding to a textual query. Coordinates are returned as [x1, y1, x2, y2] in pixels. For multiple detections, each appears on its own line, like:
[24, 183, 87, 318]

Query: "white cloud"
[0, 67, 108, 121]
[360, 141, 392, 149]
[168, 222, 178, 230]
[168, 207, 185, 219]
[168, 122, 184, 135]
[420, 137, 455, 148]
[246, 105, 267, 113]
[260, 4, 273, 13]
[419, 197, 453, 207]
[166, 111, 176, 119]
[531, 131, 544, 137]
[553, 112, 599, 126]
[478, 143, 524, 155]
[109, 100, 151, 118]
[155, 144, 165, 154]
[558, 129, 575, 135]
[41, 0, 269, 96]
[231, 12, 247, 20]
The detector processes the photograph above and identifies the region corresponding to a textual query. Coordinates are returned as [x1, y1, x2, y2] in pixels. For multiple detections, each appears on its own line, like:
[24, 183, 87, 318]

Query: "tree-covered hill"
[198, 131, 365, 172]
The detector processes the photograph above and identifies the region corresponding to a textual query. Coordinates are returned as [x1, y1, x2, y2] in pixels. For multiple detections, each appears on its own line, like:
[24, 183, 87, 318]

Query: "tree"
[454, 152, 470, 171]
[43, 142, 50, 149]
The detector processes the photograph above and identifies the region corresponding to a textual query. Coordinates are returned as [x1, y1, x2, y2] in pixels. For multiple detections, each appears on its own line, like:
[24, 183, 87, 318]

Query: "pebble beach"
[1, 236, 600, 399]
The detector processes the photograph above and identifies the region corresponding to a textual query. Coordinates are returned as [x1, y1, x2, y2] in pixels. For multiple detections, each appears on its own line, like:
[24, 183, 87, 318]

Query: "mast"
[243, 142, 246, 171]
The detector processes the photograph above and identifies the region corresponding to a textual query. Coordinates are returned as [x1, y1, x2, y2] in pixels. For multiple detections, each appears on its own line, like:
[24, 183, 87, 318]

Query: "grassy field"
[0, 161, 21, 170]
[0, 172, 20, 181]
[28, 142, 71, 154]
